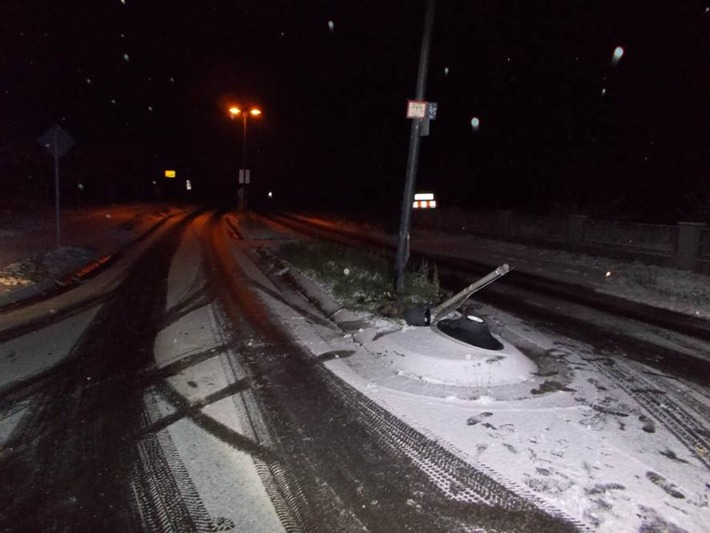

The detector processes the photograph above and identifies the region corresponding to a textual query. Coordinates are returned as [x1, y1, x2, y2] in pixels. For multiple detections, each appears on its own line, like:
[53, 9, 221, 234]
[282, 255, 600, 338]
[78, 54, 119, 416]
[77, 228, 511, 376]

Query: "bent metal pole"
[430, 264, 513, 324]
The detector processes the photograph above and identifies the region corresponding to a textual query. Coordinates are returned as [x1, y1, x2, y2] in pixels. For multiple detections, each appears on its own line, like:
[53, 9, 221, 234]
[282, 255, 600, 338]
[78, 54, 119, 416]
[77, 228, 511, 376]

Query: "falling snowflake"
[328, 20, 334, 33]
[86, 78, 92, 84]
[471, 117, 480, 131]
[444, 67, 449, 76]
[612, 46, 624, 65]
[123, 53, 129, 62]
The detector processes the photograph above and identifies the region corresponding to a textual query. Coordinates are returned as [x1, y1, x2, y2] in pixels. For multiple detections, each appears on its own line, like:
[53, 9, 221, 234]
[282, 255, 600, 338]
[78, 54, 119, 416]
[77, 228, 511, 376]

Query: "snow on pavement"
[255, 266, 710, 531]
[237, 215, 710, 533]
[0, 204, 180, 297]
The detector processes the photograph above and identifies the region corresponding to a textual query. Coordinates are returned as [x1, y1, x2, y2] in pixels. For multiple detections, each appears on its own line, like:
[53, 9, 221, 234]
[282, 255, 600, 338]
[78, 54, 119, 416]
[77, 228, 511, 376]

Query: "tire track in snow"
[0, 213, 224, 532]
[584, 356, 710, 470]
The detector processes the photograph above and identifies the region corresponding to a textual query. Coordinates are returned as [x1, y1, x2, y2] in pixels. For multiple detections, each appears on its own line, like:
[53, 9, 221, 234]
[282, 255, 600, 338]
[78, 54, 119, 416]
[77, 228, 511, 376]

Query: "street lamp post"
[228, 106, 262, 210]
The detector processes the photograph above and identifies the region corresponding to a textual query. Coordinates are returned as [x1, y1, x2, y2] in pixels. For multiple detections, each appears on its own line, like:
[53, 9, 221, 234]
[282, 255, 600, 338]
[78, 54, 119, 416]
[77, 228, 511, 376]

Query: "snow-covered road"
[0, 206, 708, 532]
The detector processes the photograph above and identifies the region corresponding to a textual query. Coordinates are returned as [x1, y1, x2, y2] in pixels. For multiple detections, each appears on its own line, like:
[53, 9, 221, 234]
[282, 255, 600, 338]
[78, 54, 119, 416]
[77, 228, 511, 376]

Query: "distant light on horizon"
[413, 192, 437, 209]
[414, 193, 434, 201]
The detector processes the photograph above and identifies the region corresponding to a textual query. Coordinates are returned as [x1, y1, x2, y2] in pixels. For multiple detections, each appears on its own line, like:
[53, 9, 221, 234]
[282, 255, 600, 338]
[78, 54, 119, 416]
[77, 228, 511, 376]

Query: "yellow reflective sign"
[165, 170, 176, 178]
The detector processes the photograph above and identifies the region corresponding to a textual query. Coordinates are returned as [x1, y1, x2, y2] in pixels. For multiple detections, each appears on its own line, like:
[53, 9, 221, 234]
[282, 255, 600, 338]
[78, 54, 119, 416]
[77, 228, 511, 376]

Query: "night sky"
[2, 1, 709, 222]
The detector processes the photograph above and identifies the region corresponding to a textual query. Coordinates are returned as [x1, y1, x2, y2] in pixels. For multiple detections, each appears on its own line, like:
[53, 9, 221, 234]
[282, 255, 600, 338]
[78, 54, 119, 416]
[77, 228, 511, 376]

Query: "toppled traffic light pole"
[404, 264, 513, 326]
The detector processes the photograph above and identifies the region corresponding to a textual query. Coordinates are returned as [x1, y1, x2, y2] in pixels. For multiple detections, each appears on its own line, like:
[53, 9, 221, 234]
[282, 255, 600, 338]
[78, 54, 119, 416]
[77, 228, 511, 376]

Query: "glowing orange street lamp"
[228, 105, 262, 209]
[228, 106, 262, 167]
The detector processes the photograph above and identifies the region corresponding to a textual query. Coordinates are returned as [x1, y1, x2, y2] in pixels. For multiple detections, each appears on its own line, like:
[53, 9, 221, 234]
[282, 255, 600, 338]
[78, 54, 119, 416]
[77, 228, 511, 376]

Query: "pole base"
[404, 306, 431, 326]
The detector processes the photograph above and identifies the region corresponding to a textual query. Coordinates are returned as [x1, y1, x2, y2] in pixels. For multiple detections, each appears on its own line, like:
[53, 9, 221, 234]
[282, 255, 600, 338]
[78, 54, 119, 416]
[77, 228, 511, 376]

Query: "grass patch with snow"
[278, 240, 443, 314]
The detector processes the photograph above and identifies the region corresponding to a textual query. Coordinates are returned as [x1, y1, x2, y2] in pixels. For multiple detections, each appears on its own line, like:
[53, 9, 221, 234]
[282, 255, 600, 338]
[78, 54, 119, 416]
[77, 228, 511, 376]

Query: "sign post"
[38, 125, 75, 248]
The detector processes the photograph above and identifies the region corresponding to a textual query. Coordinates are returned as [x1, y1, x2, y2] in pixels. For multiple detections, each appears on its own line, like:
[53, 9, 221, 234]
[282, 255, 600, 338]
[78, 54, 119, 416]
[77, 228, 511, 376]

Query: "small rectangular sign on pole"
[406, 100, 427, 119]
[427, 102, 438, 119]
